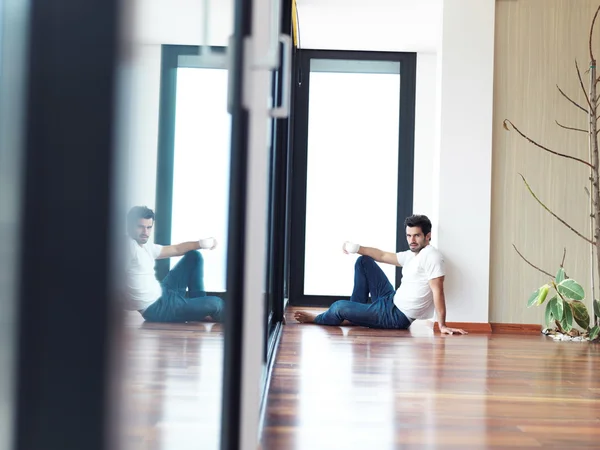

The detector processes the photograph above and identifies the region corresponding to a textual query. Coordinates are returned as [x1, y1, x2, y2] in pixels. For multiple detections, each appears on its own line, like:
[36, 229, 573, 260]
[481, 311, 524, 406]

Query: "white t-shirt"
[393, 245, 445, 320]
[124, 239, 163, 311]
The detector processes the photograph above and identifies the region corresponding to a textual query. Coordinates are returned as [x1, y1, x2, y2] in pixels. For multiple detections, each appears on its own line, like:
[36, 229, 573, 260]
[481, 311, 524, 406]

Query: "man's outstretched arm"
[430, 276, 467, 335]
[157, 237, 217, 259]
[343, 241, 400, 266]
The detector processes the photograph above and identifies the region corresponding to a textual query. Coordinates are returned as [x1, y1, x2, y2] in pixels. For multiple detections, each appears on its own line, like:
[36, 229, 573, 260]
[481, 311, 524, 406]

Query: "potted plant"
[505, 5, 600, 341]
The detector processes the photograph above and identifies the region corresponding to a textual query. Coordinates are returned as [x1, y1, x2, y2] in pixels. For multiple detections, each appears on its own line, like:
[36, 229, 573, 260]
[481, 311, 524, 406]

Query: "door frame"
[288, 49, 417, 307]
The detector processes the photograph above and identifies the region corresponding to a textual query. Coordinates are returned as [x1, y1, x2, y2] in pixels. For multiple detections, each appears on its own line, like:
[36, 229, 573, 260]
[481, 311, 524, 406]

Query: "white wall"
[121, 45, 162, 210]
[129, 0, 233, 46]
[433, 0, 495, 323]
[297, 0, 441, 52]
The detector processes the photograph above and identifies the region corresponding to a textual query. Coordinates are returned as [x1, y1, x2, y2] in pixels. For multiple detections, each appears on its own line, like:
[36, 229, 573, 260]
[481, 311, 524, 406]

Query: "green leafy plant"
[527, 266, 600, 341]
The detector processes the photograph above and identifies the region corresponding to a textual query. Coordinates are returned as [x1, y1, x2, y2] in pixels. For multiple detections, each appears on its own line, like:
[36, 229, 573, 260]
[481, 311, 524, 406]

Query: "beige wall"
[491, 0, 600, 324]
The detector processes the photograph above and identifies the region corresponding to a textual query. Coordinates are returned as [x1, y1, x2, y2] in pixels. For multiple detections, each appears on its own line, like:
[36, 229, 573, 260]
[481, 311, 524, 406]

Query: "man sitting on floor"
[294, 214, 467, 335]
[123, 205, 224, 323]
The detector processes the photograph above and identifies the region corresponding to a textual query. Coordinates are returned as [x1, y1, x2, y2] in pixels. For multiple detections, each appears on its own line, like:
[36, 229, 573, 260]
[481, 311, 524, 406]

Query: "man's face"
[130, 218, 154, 245]
[406, 226, 430, 253]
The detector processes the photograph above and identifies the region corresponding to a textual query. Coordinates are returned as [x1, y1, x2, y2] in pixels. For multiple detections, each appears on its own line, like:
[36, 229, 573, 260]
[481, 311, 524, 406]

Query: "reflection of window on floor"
[171, 67, 231, 293]
[304, 60, 401, 296]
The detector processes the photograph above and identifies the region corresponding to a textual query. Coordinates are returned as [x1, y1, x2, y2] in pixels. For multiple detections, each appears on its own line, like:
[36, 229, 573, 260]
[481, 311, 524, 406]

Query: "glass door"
[290, 50, 417, 306]
[263, 0, 293, 364]
[4, 0, 254, 450]
[115, 0, 244, 448]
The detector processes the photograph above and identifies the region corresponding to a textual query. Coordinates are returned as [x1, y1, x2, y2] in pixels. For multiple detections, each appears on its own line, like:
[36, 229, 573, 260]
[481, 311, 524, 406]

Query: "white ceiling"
[126, 0, 442, 52]
[296, 0, 442, 52]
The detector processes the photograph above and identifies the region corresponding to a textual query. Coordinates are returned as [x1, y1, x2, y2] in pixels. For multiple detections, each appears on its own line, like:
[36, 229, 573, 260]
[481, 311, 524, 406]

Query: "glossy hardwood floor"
[120, 312, 223, 450]
[262, 307, 600, 449]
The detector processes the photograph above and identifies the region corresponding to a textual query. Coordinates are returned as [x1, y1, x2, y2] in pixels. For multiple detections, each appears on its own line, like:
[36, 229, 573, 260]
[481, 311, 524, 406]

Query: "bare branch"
[512, 244, 554, 278]
[576, 60, 594, 112]
[557, 84, 588, 113]
[519, 173, 596, 245]
[504, 119, 594, 169]
[555, 120, 587, 133]
[590, 5, 600, 61]
[558, 249, 571, 278]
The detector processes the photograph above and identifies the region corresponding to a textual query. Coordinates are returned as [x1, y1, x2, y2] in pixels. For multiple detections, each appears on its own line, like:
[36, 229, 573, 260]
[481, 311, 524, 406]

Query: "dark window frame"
[154, 44, 229, 299]
[289, 49, 417, 307]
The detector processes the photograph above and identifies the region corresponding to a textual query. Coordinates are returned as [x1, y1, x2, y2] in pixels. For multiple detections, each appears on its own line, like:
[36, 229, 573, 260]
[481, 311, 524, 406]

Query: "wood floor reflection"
[121, 312, 223, 450]
[262, 307, 600, 449]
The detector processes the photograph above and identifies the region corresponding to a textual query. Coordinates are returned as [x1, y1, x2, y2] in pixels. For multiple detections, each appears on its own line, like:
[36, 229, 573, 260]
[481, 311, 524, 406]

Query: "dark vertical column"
[220, 0, 252, 448]
[395, 53, 417, 285]
[154, 46, 179, 280]
[14, 0, 121, 449]
[288, 49, 311, 306]
[272, 0, 294, 324]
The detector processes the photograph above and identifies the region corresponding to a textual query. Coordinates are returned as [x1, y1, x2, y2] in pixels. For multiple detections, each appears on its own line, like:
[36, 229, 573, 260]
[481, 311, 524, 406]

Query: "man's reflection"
[123, 205, 224, 323]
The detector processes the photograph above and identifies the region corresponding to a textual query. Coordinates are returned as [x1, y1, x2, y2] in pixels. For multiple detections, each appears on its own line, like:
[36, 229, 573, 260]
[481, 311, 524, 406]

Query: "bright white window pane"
[171, 67, 231, 292]
[304, 60, 400, 296]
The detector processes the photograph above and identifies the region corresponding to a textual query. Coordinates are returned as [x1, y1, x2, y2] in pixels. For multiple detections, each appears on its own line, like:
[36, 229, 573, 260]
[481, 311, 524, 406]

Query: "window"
[304, 59, 401, 296]
[170, 67, 231, 292]
[290, 50, 416, 306]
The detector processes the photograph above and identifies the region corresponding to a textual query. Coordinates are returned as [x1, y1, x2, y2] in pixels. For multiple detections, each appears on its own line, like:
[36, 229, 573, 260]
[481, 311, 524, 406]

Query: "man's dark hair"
[127, 205, 155, 226]
[404, 214, 432, 235]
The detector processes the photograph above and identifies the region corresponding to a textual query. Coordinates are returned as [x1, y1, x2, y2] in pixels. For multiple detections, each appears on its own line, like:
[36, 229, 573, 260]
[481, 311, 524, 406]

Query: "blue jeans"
[314, 256, 412, 329]
[142, 250, 224, 323]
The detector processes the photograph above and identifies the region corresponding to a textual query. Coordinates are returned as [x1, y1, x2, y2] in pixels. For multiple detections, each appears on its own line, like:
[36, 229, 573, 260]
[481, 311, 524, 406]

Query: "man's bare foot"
[294, 310, 318, 324]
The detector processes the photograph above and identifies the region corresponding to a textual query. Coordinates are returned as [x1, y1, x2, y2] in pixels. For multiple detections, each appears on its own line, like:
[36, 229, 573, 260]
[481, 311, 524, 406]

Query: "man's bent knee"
[183, 249, 203, 263]
[210, 296, 224, 311]
[208, 296, 225, 321]
[355, 255, 374, 268]
[329, 300, 351, 316]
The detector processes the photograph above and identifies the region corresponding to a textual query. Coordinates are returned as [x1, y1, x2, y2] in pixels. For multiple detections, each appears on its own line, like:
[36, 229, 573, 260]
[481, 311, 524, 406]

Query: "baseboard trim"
[490, 323, 542, 334]
[432, 322, 542, 334]
[433, 322, 492, 333]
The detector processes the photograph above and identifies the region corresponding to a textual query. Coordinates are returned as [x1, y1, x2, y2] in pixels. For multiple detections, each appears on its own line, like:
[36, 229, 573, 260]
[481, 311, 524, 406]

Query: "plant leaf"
[570, 300, 590, 329]
[555, 267, 566, 284]
[589, 325, 600, 341]
[545, 296, 556, 326]
[552, 296, 565, 321]
[594, 300, 600, 319]
[527, 287, 541, 307]
[557, 279, 585, 300]
[527, 285, 550, 307]
[561, 303, 573, 332]
[537, 285, 550, 305]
